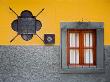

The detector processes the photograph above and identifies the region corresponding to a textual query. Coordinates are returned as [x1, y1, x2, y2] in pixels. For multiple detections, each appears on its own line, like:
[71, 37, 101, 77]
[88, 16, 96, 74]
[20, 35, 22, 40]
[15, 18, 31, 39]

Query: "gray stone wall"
[0, 46, 110, 82]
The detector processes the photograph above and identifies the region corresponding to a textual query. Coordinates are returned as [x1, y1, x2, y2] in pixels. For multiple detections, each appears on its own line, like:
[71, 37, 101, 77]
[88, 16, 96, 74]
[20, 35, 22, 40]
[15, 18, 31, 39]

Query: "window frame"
[67, 29, 96, 67]
[60, 22, 104, 73]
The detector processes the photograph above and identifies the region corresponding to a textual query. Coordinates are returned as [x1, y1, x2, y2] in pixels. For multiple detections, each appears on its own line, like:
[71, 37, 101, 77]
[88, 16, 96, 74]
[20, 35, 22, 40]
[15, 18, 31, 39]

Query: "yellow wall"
[0, 0, 110, 45]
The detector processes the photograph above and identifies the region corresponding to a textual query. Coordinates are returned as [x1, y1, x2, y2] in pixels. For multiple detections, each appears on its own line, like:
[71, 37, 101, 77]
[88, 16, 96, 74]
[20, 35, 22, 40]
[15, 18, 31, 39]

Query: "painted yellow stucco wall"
[0, 0, 110, 45]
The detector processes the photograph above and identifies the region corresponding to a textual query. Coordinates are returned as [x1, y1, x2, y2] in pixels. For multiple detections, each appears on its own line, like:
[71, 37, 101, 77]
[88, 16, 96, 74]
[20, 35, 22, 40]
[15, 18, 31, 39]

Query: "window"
[67, 29, 96, 67]
[61, 22, 104, 73]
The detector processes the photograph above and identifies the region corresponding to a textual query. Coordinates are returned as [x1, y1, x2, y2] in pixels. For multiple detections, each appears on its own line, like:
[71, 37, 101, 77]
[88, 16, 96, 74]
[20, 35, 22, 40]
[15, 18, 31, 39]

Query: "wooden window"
[67, 29, 96, 67]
